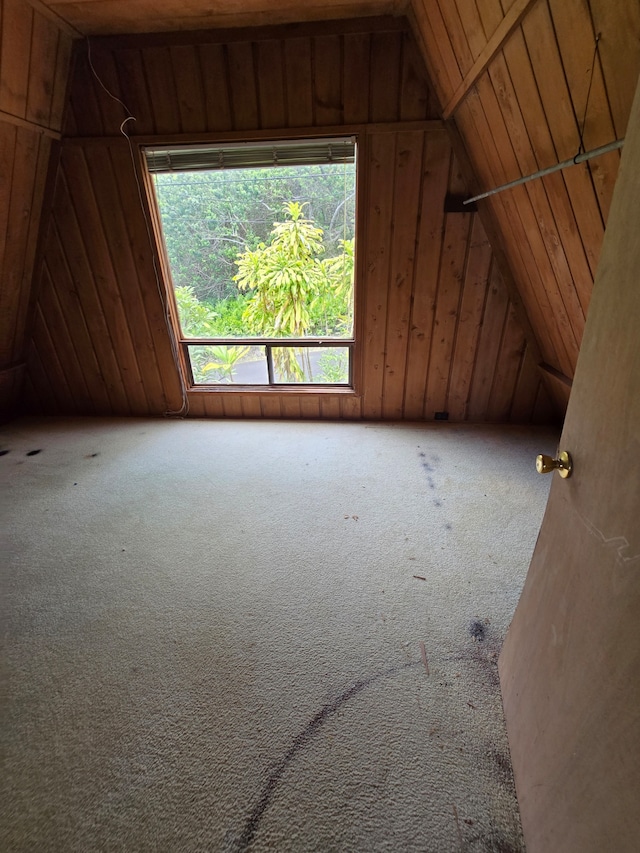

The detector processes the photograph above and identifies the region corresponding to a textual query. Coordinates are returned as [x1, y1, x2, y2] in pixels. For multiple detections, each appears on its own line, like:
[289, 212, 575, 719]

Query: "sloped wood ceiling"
[411, 0, 640, 409]
[24, 18, 553, 422]
[8, 0, 639, 422]
[0, 0, 74, 416]
[33, 0, 409, 35]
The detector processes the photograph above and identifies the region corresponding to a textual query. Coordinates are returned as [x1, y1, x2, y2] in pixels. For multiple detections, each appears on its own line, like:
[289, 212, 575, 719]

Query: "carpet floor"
[0, 417, 556, 852]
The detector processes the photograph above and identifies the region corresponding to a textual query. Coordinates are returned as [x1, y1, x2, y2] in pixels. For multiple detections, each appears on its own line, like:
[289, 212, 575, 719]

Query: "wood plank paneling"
[469, 72, 581, 374]
[381, 130, 424, 418]
[399, 31, 432, 121]
[499, 28, 593, 316]
[547, 0, 618, 224]
[106, 143, 185, 412]
[486, 304, 527, 422]
[467, 264, 510, 421]
[284, 38, 314, 127]
[170, 44, 207, 134]
[69, 52, 105, 136]
[143, 46, 182, 133]
[221, 394, 243, 418]
[36, 262, 95, 411]
[361, 131, 396, 419]
[64, 25, 438, 138]
[26, 12, 60, 127]
[279, 395, 301, 419]
[256, 40, 286, 129]
[410, 0, 639, 407]
[0, 0, 33, 119]
[27, 141, 184, 415]
[343, 33, 370, 124]
[227, 41, 259, 131]
[8, 129, 52, 364]
[40, 1, 403, 36]
[0, 0, 74, 418]
[114, 49, 155, 134]
[520, 1, 606, 279]
[54, 154, 133, 413]
[447, 215, 493, 421]
[83, 145, 166, 410]
[27, 18, 552, 424]
[369, 31, 402, 122]
[312, 35, 342, 125]
[403, 131, 450, 419]
[198, 43, 232, 132]
[241, 394, 262, 418]
[44, 220, 114, 413]
[340, 394, 363, 419]
[259, 395, 282, 418]
[300, 395, 321, 419]
[424, 181, 473, 418]
[590, 0, 640, 140]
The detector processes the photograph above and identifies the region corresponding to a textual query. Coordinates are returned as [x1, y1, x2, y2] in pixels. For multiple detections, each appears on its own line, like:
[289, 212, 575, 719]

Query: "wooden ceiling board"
[409, 0, 639, 390]
[24, 19, 551, 423]
[9, 0, 634, 423]
[548, 0, 621, 226]
[590, 0, 640, 139]
[453, 93, 575, 380]
[450, 0, 487, 61]
[500, 28, 594, 315]
[38, 0, 407, 35]
[482, 52, 588, 345]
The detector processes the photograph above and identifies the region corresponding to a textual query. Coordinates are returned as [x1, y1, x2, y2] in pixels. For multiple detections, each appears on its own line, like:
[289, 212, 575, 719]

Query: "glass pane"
[153, 156, 356, 341]
[188, 345, 268, 384]
[271, 347, 350, 384]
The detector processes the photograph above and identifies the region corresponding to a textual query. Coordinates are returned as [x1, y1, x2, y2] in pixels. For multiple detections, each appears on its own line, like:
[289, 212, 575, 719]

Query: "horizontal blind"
[145, 137, 356, 173]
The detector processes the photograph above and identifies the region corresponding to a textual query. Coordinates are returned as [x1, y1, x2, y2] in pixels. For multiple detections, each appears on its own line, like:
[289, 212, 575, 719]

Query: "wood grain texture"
[25, 141, 184, 415]
[0, 0, 74, 416]
[442, 0, 539, 119]
[41, 1, 405, 36]
[66, 26, 430, 139]
[26, 18, 550, 423]
[410, 0, 639, 394]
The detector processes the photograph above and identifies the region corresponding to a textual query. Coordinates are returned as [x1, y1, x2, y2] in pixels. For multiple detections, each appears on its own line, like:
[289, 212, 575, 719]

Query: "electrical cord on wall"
[85, 38, 189, 417]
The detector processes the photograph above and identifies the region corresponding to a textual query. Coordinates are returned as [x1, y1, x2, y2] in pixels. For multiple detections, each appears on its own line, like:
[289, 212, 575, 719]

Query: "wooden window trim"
[139, 133, 364, 393]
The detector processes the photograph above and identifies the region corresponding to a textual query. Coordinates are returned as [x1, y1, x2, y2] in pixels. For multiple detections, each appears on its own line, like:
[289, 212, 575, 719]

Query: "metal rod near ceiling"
[464, 138, 625, 205]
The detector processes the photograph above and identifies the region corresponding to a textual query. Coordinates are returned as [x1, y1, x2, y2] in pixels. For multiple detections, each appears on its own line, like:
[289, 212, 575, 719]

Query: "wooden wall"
[24, 18, 555, 422]
[37, 0, 404, 36]
[0, 0, 74, 418]
[410, 0, 640, 413]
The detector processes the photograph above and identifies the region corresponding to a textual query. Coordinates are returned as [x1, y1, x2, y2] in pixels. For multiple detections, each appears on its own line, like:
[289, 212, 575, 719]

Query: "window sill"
[187, 385, 358, 395]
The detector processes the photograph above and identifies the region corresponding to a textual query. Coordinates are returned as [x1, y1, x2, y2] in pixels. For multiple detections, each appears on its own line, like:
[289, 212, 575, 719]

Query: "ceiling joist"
[442, 0, 540, 120]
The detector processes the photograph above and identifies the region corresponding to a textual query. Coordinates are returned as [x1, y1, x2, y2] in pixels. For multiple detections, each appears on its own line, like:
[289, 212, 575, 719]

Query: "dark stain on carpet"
[418, 451, 435, 473]
[491, 750, 514, 781]
[418, 452, 441, 495]
[466, 828, 522, 853]
[469, 620, 486, 641]
[233, 661, 420, 851]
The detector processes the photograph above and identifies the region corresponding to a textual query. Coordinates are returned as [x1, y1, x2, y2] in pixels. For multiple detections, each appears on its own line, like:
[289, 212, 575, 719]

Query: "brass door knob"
[536, 451, 573, 478]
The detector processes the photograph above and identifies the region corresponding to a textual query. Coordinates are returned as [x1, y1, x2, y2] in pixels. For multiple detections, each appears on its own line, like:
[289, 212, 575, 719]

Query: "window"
[146, 137, 357, 388]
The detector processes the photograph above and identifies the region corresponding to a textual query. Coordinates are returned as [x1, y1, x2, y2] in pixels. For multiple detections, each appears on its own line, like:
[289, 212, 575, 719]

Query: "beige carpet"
[0, 417, 556, 852]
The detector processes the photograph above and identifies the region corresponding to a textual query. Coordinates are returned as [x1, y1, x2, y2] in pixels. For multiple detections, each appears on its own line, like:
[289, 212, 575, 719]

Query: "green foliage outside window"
[157, 162, 355, 384]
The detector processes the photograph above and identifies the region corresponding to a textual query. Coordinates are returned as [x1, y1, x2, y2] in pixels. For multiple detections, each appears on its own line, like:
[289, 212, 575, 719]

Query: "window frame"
[142, 133, 362, 394]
